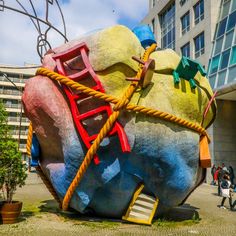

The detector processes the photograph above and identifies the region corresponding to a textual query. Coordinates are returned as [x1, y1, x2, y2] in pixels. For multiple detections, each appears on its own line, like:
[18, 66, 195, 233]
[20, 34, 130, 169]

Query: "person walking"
[219, 173, 236, 210]
[216, 167, 223, 196]
[211, 164, 217, 185]
[229, 166, 235, 185]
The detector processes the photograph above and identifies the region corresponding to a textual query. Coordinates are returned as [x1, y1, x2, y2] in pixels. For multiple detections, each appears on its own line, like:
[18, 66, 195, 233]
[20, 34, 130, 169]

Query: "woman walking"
[219, 173, 235, 210]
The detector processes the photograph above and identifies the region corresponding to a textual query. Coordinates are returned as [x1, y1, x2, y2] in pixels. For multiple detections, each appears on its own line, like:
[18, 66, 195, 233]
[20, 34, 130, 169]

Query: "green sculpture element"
[173, 56, 207, 89]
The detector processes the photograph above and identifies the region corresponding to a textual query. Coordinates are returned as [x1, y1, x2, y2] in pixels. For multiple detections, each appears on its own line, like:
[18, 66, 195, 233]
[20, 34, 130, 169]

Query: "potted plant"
[0, 102, 27, 224]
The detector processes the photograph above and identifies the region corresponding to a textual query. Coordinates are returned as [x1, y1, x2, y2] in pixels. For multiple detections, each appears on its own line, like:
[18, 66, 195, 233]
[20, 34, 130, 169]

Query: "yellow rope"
[35, 43, 210, 210]
[36, 70, 209, 139]
[26, 122, 33, 156]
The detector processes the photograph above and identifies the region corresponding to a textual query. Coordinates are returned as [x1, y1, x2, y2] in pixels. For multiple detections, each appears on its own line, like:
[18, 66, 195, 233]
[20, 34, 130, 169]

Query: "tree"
[0, 101, 27, 203]
[0, 100, 9, 140]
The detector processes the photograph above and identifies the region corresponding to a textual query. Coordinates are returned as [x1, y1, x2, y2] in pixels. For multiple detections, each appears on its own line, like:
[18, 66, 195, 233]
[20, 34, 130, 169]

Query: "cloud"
[0, 0, 148, 66]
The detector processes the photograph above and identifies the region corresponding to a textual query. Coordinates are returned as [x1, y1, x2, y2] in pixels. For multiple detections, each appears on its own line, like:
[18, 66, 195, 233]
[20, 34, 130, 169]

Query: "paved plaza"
[1, 172, 236, 235]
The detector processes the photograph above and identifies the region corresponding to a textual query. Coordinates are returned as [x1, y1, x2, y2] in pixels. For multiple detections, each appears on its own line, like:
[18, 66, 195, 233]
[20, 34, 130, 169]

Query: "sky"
[0, 0, 148, 66]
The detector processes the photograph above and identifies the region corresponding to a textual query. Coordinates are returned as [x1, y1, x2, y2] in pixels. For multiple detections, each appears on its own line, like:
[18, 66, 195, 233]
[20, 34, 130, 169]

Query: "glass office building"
[143, 0, 220, 69]
[207, 0, 236, 172]
[208, 0, 236, 89]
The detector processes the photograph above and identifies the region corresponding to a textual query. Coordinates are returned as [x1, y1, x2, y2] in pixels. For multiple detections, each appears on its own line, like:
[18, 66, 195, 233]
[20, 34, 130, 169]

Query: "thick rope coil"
[26, 122, 33, 156]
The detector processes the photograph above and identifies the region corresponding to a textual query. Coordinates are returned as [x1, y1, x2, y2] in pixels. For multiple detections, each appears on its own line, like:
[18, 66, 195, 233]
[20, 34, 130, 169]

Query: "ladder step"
[132, 204, 153, 214]
[138, 193, 156, 203]
[129, 212, 150, 221]
[135, 199, 154, 208]
[122, 184, 159, 225]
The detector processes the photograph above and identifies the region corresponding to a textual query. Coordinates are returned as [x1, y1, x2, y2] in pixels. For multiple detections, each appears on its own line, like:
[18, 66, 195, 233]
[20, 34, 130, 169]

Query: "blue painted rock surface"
[22, 25, 216, 218]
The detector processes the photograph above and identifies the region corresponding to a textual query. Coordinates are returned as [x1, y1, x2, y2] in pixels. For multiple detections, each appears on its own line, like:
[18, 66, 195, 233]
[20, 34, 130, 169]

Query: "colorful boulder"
[22, 25, 216, 220]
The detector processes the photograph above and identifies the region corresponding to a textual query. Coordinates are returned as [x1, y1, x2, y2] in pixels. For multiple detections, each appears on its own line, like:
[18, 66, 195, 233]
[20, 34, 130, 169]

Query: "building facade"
[143, 0, 236, 176]
[142, 0, 221, 69]
[207, 0, 236, 171]
[0, 65, 36, 159]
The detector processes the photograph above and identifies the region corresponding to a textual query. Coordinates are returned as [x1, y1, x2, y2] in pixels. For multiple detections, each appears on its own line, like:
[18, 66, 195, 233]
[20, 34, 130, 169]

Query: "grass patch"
[153, 215, 200, 228]
[21, 202, 41, 215]
[74, 220, 120, 230]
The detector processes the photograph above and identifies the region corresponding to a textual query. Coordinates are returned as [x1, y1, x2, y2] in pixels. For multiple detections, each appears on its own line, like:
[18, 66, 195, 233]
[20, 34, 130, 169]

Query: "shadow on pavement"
[160, 203, 200, 222]
[38, 199, 122, 223]
[37, 199, 201, 224]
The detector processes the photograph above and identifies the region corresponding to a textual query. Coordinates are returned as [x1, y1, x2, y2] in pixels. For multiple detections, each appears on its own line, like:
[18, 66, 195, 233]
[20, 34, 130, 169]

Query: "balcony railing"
[0, 89, 21, 96]
[8, 117, 29, 123]
[10, 130, 28, 136]
[0, 77, 27, 84]
[4, 103, 21, 109]
[19, 144, 26, 149]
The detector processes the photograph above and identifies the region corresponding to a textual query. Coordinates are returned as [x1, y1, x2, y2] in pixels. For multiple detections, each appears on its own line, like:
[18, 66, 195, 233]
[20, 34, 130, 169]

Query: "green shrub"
[0, 101, 27, 203]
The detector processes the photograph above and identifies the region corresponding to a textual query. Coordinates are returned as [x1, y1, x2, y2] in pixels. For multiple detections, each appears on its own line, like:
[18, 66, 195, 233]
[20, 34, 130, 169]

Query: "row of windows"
[216, 10, 236, 39]
[0, 73, 29, 84]
[213, 28, 235, 56]
[181, 32, 205, 59]
[209, 65, 236, 88]
[220, 0, 236, 20]
[160, 2, 176, 50]
[208, 0, 236, 89]
[181, 0, 204, 36]
[209, 45, 236, 75]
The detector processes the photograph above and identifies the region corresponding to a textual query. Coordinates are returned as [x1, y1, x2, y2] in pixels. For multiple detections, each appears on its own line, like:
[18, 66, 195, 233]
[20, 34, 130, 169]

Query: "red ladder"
[52, 42, 130, 164]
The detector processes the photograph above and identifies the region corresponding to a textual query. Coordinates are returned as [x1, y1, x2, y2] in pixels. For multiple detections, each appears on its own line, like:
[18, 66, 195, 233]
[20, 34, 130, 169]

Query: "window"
[221, 0, 231, 19]
[209, 74, 216, 88]
[194, 0, 204, 25]
[152, 0, 155, 8]
[231, 0, 236, 13]
[217, 70, 227, 87]
[230, 46, 236, 65]
[181, 11, 190, 35]
[160, 3, 175, 50]
[180, 0, 188, 6]
[226, 11, 236, 31]
[228, 66, 236, 83]
[210, 55, 220, 74]
[151, 18, 155, 34]
[224, 30, 234, 49]
[214, 37, 224, 55]
[181, 42, 190, 57]
[220, 49, 230, 70]
[217, 18, 227, 38]
[194, 32, 204, 58]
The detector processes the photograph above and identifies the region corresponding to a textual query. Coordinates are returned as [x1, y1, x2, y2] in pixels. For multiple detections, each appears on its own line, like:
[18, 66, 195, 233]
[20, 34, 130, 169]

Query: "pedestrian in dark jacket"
[229, 166, 235, 185]
[217, 167, 226, 196]
[219, 174, 236, 210]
